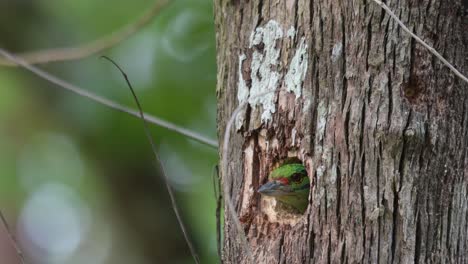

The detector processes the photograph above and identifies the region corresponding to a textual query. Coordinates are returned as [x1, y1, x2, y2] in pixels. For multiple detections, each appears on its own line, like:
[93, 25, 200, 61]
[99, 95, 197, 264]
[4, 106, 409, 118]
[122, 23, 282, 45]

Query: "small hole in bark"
[402, 75, 424, 104]
[258, 158, 309, 224]
[254, 42, 265, 52]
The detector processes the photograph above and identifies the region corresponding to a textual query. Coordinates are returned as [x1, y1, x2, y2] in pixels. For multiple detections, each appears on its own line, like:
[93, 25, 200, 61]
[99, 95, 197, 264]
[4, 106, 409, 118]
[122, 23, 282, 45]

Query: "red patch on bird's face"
[276, 177, 289, 185]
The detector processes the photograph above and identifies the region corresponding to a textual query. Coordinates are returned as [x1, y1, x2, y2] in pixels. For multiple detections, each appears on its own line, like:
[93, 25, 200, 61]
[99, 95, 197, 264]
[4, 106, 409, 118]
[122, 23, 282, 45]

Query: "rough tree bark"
[215, 0, 468, 263]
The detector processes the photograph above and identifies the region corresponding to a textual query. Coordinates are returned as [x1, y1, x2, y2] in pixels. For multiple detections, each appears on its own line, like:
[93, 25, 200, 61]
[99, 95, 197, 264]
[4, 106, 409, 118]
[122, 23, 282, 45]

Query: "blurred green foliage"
[0, 0, 219, 263]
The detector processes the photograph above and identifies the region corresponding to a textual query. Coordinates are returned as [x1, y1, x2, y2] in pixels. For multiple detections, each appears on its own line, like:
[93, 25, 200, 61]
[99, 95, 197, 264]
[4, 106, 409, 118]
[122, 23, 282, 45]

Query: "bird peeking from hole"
[258, 163, 310, 213]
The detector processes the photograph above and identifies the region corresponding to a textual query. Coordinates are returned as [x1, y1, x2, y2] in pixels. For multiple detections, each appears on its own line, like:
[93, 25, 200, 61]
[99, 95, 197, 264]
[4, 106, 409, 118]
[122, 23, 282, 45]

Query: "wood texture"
[215, 0, 468, 263]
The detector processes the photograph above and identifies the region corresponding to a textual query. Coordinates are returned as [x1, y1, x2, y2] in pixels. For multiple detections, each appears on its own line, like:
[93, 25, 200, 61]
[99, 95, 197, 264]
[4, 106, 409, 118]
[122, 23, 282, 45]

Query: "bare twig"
[101, 56, 200, 264]
[0, 210, 26, 264]
[0, 0, 170, 66]
[373, 0, 468, 84]
[0, 48, 218, 148]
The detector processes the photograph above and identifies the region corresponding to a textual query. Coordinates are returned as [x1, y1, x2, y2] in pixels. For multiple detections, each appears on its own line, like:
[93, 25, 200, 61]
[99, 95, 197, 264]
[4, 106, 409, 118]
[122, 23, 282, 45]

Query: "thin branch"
[0, 48, 218, 148]
[0, 0, 170, 66]
[373, 0, 468, 84]
[101, 56, 200, 264]
[0, 210, 26, 264]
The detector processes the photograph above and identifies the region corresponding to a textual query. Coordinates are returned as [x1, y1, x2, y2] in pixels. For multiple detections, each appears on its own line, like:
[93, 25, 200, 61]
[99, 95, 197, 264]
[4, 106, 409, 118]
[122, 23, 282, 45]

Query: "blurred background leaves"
[0, 0, 219, 263]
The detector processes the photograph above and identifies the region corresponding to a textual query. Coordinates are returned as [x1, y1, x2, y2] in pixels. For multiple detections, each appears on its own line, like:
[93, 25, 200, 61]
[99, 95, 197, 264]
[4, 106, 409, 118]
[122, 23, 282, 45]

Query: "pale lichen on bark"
[286, 26, 296, 39]
[331, 42, 343, 62]
[236, 20, 309, 128]
[236, 53, 248, 130]
[248, 20, 283, 123]
[285, 37, 308, 99]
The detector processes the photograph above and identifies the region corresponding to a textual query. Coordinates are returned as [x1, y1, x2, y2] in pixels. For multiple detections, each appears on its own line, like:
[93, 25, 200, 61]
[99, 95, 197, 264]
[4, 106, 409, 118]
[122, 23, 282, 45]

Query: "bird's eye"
[291, 173, 302, 182]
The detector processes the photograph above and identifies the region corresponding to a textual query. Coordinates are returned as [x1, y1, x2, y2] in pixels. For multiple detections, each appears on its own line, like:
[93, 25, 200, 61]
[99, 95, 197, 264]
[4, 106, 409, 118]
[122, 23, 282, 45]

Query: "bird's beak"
[258, 181, 291, 196]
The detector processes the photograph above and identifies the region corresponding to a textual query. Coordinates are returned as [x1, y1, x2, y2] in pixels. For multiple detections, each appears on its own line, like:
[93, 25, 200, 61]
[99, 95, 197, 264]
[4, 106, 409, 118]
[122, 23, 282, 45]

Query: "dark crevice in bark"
[409, 36, 415, 85]
[318, 3, 324, 51]
[278, 233, 285, 264]
[350, 152, 356, 184]
[368, 227, 374, 261]
[309, 0, 314, 36]
[462, 97, 467, 144]
[436, 212, 445, 262]
[359, 101, 367, 259]
[293, 0, 299, 38]
[415, 202, 422, 263]
[360, 151, 367, 259]
[400, 110, 412, 192]
[313, 169, 318, 198]
[407, 0, 414, 27]
[238, 8, 246, 59]
[324, 187, 328, 220]
[390, 181, 400, 263]
[359, 102, 366, 155]
[327, 232, 331, 264]
[366, 13, 373, 71]
[340, 239, 346, 263]
[344, 108, 350, 151]
[310, 56, 320, 157]
[244, 105, 252, 132]
[392, 111, 412, 262]
[340, 5, 347, 112]
[445, 183, 454, 255]
[394, 7, 402, 39]
[360, 102, 366, 155]
[304, 210, 312, 262]
[309, 225, 315, 261]
[336, 153, 342, 233]
[425, 0, 433, 26]
[363, 0, 368, 19]
[424, 174, 431, 264]
[383, 17, 391, 65]
[464, 205, 468, 263]
[456, 212, 462, 263]
[434, 1, 442, 42]
[367, 75, 373, 104]
[376, 141, 382, 264]
[379, 0, 386, 25]
[256, 0, 263, 27]
[330, 1, 335, 51]
[387, 72, 393, 129]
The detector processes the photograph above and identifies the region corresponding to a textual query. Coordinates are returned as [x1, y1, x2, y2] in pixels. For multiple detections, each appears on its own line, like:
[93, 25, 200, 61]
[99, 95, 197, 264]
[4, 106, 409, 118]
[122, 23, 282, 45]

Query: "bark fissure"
[390, 181, 400, 262]
[340, 8, 347, 113]
[327, 233, 331, 264]
[387, 72, 393, 129]
[277, 233, 285, 264]
[359, 100, 367, 261]
[336, 153, 342, 236]
[414, 208, 422, 264]
[376, 141, 382, 264]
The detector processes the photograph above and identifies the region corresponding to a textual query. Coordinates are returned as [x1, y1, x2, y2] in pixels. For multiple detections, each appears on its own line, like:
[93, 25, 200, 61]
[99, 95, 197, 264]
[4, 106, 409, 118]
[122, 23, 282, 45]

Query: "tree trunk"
[215, 0, 467, 263]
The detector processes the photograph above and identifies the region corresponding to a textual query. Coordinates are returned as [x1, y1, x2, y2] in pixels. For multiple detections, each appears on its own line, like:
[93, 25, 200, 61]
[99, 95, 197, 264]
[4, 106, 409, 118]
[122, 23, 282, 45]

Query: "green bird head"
[258, 163, 310, 213]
